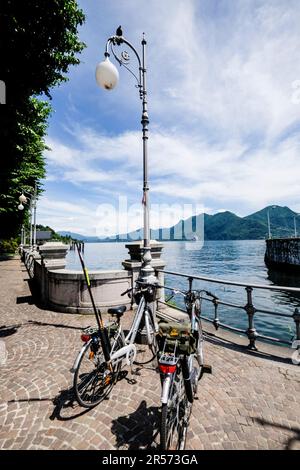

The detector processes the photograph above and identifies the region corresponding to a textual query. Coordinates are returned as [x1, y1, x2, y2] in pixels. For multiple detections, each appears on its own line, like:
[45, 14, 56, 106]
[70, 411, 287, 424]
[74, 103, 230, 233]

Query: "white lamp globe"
[19, 194, 27, 203]
[18, 204, 24, 211]
[95, 58, 119, 90]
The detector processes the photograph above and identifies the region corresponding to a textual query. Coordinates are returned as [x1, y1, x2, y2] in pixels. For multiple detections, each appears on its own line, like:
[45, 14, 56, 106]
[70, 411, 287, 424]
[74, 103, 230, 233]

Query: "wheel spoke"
[74, 333, 123, 408]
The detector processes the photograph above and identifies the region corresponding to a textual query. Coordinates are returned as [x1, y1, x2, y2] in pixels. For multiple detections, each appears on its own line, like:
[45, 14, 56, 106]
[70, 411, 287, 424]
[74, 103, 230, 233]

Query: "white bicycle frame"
[72, 293, 157, 372]
[110, 295, 157, 365]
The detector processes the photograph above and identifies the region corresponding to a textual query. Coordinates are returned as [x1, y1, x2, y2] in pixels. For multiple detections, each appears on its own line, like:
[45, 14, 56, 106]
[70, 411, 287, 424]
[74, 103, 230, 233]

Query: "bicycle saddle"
[107, 305, 127, 317]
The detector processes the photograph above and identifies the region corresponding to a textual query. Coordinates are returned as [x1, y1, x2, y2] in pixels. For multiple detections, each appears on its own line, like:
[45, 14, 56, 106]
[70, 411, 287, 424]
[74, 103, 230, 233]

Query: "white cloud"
[41, 0, 300, 232]
[44, 126, 300, 223]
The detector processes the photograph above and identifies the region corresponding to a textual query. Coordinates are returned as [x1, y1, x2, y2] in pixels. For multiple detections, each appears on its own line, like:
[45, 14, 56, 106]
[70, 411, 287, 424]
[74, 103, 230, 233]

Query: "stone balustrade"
[23, 240, 166, 314]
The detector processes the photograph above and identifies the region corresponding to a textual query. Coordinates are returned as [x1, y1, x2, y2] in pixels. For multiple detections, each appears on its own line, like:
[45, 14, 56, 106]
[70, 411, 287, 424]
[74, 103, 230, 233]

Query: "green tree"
[0, 0, 85, 239]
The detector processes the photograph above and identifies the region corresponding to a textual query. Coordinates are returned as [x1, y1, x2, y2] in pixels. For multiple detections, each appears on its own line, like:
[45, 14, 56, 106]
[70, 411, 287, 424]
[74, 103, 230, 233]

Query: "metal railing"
[24, 250, 35, 278]
[157, 269, 300, 351]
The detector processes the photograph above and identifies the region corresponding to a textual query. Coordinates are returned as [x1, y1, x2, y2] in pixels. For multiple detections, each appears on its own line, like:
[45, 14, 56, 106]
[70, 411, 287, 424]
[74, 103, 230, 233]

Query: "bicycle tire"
[160, 369, 189, 450]
[182, 356, 194, 404]
[74, 333, 123, 408]
[183, 329, 204, 403]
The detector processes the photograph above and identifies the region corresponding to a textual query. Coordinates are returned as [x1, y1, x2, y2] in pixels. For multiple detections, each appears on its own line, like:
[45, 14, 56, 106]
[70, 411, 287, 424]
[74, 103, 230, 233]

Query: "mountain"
[123, 205, 297, 241]
[58, 206, 298, 242]
[57, 231, 98, 242]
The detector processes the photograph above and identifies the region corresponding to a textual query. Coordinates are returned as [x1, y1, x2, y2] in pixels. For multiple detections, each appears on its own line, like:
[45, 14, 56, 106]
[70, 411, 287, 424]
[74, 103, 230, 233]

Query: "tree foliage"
[0, 0, 85, 239]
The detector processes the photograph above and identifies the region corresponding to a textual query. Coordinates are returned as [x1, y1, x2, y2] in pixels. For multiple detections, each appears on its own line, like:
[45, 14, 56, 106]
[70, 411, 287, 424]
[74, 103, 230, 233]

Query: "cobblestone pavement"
[0, 257, 300, 450]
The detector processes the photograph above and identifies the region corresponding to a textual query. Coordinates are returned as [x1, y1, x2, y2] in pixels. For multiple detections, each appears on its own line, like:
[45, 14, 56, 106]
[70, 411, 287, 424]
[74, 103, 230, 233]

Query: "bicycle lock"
[75, 241, 111, 362]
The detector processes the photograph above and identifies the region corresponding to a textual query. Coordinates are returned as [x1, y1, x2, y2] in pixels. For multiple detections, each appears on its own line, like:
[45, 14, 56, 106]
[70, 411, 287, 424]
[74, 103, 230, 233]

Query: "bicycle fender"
[161, 375, 172, 404]
[70, 340, 91, 373]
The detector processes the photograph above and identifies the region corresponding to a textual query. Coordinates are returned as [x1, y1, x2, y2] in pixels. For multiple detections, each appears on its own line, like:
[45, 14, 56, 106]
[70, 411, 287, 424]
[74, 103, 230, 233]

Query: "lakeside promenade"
[0, 257, 299, 450]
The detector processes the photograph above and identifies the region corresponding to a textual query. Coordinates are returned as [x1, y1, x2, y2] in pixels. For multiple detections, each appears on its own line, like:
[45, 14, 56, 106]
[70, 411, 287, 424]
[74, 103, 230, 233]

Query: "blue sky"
[38, 0, 300, 235]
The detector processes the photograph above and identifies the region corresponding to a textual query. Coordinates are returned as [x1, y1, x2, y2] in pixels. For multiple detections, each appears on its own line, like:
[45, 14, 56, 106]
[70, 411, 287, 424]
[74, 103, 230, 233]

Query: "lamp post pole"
[20, 224, 24, 247]
[29, 200, 33, 248]
[18, 182, 38, 251]
[96, 29, 156, 284]
[32, 183, 37, 250]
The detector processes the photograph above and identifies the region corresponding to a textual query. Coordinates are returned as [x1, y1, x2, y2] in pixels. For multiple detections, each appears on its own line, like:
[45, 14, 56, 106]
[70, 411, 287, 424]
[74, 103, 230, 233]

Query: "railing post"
[188, 277, 193, 292]
[293, 307, 300, 341]
[212, 298, 220, 330]
[245, 286, 258, 351]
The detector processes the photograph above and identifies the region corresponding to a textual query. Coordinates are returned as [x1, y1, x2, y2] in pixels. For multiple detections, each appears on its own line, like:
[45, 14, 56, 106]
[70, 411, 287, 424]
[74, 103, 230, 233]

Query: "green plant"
[0, 238, 19, 254]
[0, 0, 86, 239]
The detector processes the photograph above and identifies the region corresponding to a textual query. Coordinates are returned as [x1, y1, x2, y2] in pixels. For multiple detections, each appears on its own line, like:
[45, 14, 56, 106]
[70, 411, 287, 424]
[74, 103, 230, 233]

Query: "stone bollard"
[39, 241, 69, 270]
[122, 241, 166, 304]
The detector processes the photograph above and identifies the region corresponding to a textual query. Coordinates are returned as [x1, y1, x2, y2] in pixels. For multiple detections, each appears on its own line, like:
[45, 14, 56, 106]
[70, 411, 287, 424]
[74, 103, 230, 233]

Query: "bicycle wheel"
[194, 298, 204, 359]
[160, 368, 190, 450]
[74, 332, 123, 408]
[182, 355, 195, 404]
[183, 333, 204, 403]
[134, 307, 158, 366]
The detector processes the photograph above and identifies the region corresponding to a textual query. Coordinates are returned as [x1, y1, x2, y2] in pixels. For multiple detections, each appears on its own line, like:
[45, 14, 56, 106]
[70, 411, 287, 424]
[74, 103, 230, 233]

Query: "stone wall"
[23, 241, 166, 314]
[46, 268, 132, 314]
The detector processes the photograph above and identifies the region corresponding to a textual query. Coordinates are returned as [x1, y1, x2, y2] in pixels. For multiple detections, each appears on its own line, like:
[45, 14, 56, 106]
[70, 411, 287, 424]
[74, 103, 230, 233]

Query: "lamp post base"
[139, 246, 158, 284]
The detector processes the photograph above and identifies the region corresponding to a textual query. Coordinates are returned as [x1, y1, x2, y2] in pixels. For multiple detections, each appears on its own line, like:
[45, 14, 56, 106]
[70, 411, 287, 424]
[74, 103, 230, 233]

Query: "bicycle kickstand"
[126, 362, 138, 385]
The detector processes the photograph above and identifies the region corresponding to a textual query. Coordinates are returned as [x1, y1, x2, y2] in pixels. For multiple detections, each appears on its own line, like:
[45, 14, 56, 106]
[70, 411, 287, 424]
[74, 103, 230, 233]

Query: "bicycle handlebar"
[121, 287, 134, 296]
[121, 282, 218, 301]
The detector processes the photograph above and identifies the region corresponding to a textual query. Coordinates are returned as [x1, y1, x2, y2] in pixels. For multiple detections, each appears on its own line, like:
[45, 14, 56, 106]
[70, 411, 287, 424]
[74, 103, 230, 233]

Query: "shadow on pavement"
[0, 325, 19, 337]
[204, 330, 293, 366]
[27, 320, 83, 331]
[50, 387, 91, 422]
[8, 397, 52, 404]
[0, 320, 84, 334]
[16, 295, 34, 304]
[0, 255, 15, 261]
[111, 399, 160, 450]
[255, 417, 300, 450]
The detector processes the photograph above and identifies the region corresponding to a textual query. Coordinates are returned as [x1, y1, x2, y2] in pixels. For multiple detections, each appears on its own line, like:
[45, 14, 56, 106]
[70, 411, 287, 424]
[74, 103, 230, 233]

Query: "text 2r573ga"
[146, 454, 198, 465]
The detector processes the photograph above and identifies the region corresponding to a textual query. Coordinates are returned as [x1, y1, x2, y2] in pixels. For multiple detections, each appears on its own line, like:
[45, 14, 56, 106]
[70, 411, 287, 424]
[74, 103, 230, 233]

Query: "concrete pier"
[265, 238, 300, 272]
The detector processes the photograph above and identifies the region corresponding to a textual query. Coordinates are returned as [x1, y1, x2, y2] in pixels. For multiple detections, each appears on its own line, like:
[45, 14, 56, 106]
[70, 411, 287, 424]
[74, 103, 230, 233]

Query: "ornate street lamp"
[95, 27, 157, 284]
[17, 184, 37, 250]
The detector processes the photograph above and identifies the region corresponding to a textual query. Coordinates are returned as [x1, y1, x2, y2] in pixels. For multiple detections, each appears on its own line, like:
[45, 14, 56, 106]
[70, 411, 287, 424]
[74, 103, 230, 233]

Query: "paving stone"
[0, 258, 300, 450]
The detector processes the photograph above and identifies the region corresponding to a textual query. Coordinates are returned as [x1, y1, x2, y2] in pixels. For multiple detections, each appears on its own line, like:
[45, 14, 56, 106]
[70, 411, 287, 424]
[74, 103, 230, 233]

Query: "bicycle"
[157, 287, 214, 450]
[71, 243, 160, 408]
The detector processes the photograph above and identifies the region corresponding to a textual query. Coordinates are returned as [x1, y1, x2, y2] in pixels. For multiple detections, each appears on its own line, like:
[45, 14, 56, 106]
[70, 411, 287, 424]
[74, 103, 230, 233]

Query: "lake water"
[66, 240, 300, 345]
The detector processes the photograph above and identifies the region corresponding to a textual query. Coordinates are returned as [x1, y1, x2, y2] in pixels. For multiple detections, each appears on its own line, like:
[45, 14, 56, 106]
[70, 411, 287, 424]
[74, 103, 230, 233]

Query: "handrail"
[156, 269, 300, 351]
[157, 269, 300, 293]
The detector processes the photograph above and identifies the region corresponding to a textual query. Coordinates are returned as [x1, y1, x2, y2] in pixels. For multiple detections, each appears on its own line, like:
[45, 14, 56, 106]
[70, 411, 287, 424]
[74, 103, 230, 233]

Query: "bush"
[0, 238, 19, 254]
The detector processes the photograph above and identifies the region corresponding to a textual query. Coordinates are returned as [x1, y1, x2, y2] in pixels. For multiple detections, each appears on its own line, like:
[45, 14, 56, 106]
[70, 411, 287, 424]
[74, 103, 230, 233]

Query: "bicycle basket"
[158, 321, 196, 355]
